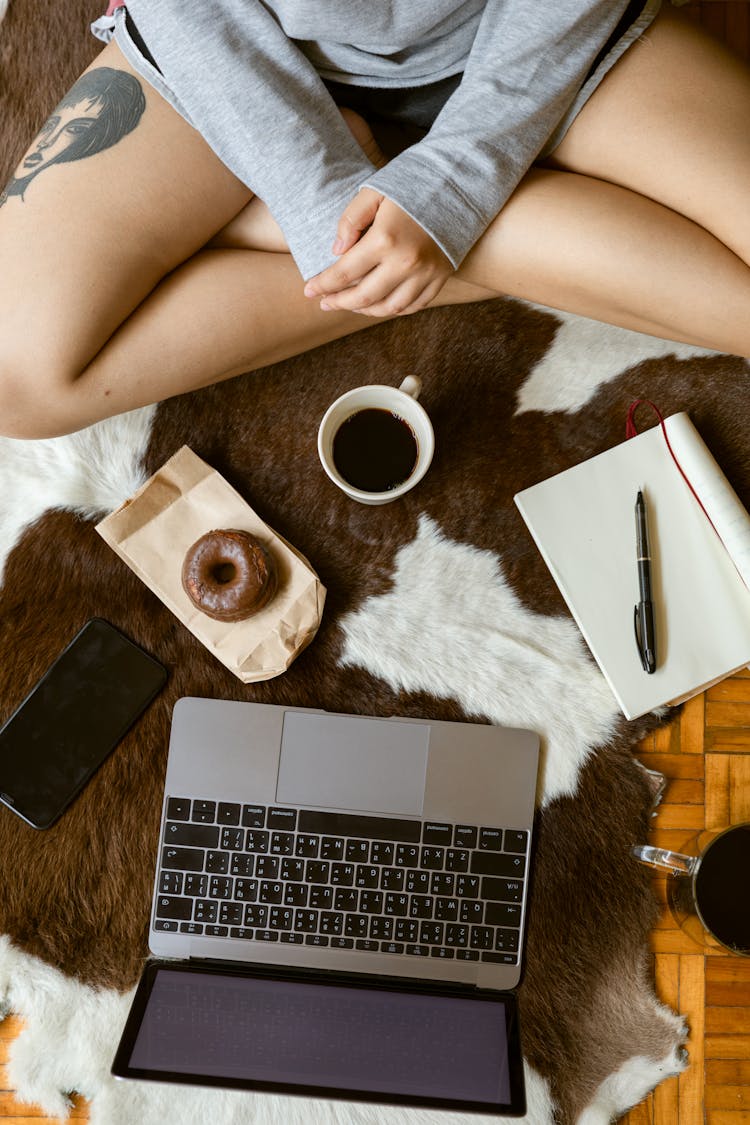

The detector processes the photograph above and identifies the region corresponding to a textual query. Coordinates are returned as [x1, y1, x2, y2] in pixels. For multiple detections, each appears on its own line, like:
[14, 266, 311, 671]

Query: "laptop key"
[205, 851, 230, 875]
[217, 805, 240, 823]
[259, 881, 283, 904]
[479, 828, 503, 851]
[306, 935, 329, 947]
[395, 919, 418, 942]
[381, 942, 405, 954]
[156, 896, 193, 921]
[334, 888, 358, 912]
[420, 846, 444, 870]
[158, 871, 183, 894]
[431, 947, 455, 959]
[504, 830, 529, 853]
[345, 915, 368, 938]
[241, 804, 266, 828]
[309, 887, 334, 910]
[355, 865, 379, 889]
[470, 926, 494, 950]
[370, 841, 394, 865]
[456, 876, 480, 898]
[422, 823, 452, 845]
[471, 852, 526, 878]
[243, 904, 268, 927]
[494, 928, 520, 952]
[281, 932, 304, 944]
[298, 810, 421, 843]
[191, 800, 216, 823]
[220, 827, 245, 851]
[294, 909, 318, 933]
[245, 830, 269, 853]
[431, 873, 454, 896]
[164, 822, 219, 848]
[485, 902, 522, 926]
[269, 907, 294, 930]
[445, 849, 469, 872]
[369, 916, 393, 940]
[305, 861, 330, 884]
[230, 927, 255, 940]
[419, 922, 444, 946]
[280, 858, 305, 881]
[456, 949, 480, 961]
[482, 952, 518, 965]
[267, 808, 297, 831]
[320, 911, 343, 936]
[270, 832, 294, 855]
[219, 903, 243, 926]
[233, 878, 258, 901]
[204, 925, 229, 937]
[320, 837, 345, 861]
[330, 937, 354, 949]
[454, 825, 478, 849]
[409, 895, 434, 919]
[209, 876, 233, 899]
[255, 856, 279, 879]
[166, 797, 191, 822]
[406, 944, 429, 957]
[217, 802, 241, 825]
[345, 840, 369, 863]
[395, 844, 419, 867]
[460, 901, 484, 925]
[381, 868, 405, 892]
[230, 855, 254, 878]
[255, 930, 279, 942]
[283, 883, 308, 907]
[386, 894, 409, 919]
[154, 920, 178, 932]
[295, 834, 319, 858]
[434, 897, 459, 922]
[179, 922, 203, 935]
[445, 924, 469, 947]
[194, 900, 218, 923]
[481, 877, 524, 903]
[161, 846, 203, 872]
[184, 873, 208, 897]
[354, 939, 378, 952]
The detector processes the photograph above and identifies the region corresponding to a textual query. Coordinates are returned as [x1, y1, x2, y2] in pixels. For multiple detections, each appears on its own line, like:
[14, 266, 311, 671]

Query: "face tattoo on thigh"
[0, 67, 146, 206]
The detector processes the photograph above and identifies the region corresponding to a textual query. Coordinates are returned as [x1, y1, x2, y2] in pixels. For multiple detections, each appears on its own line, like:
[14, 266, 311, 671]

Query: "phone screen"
[0, 618, 167, 829]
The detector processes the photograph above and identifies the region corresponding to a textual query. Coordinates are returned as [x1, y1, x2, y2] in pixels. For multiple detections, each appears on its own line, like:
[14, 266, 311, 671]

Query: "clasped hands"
[303, 187, 453, 317]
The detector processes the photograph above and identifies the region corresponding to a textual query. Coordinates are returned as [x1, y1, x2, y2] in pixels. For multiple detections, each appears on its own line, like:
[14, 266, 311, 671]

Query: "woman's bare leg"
[2, 7, 750, 439]
[454, 4, 750, 354]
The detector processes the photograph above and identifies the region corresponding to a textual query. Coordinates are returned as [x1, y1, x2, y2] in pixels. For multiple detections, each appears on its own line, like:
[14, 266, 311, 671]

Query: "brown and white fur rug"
[2, 3, 748, 1123]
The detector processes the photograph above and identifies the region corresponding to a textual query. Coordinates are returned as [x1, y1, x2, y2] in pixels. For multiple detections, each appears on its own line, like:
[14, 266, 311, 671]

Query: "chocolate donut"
[181, 529, 278, 622]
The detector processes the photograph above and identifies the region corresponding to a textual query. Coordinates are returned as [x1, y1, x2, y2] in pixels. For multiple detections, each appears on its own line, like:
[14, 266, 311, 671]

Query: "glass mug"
[632, 823, 750, 955]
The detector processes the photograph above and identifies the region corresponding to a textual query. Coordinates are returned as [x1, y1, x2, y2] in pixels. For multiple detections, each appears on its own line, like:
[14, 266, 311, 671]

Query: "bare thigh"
[545, 3, 750, 262]
[0, 39, 252, 379]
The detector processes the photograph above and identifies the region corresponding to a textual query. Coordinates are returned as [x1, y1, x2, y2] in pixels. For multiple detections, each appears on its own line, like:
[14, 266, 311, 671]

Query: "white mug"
[317, 376, 435, 506]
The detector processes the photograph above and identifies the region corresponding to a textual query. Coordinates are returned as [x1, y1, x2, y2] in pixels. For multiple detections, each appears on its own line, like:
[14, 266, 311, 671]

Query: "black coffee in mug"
[693, 824, 750, 952]
[332, 408, 418, 493]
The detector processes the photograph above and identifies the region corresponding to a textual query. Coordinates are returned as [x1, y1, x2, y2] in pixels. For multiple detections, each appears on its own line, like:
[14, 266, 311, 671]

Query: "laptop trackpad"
[275, 712, 429, 817]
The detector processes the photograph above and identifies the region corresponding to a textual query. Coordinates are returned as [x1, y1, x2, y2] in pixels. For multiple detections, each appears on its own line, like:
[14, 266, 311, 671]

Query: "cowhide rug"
[2, 2, 747, 1123]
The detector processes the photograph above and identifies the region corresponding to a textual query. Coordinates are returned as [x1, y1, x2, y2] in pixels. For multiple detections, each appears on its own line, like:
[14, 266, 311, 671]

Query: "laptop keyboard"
[154, 801, 529, 965]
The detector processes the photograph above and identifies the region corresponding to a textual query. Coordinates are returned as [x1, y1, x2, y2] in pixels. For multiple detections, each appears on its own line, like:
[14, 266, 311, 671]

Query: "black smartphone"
[0, 618, 167, 829]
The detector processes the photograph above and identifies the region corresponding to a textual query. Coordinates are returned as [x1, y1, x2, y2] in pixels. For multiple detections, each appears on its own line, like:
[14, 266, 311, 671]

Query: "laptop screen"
[113, 961, 526, 1115]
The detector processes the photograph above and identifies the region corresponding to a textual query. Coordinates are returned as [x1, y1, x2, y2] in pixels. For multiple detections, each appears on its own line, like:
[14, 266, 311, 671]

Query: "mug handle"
[631, 844, 699, 876]
[398, 375, 422, 399]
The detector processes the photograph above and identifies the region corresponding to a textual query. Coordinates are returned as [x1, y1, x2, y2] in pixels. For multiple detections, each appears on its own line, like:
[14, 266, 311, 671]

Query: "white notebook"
[514, 413, 750, 720]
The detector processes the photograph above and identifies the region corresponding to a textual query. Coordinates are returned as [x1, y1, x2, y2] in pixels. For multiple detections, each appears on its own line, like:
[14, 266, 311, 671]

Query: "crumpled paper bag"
[95, 445, 325, 682]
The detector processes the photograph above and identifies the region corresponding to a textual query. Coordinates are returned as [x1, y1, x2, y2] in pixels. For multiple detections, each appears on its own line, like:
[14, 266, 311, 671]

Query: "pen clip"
[633, 604, 650, 673]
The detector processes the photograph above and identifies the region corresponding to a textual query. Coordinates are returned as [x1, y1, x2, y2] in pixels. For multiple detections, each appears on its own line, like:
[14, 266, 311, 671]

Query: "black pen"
[633, 490, 657, 674]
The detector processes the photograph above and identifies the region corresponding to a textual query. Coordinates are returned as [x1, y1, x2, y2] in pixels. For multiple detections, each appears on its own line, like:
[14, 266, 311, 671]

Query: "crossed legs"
[0, 4, 748, 439]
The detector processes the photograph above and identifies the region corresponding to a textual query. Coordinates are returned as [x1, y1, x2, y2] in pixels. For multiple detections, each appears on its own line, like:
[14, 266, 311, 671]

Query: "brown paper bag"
[95, 446, 326, 682]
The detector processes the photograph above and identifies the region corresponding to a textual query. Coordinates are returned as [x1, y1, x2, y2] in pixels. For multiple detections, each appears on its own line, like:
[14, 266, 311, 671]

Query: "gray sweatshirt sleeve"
[363, 0, 633, 268]
[124, 0, 376, 281]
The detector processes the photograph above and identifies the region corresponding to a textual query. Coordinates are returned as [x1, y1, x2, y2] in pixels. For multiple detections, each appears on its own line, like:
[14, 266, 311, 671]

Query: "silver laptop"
[113, 697, 539, 1116]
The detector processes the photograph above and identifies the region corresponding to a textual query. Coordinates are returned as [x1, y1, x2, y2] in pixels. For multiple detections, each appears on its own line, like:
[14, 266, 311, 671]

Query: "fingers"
[330, 187, 383, 256]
